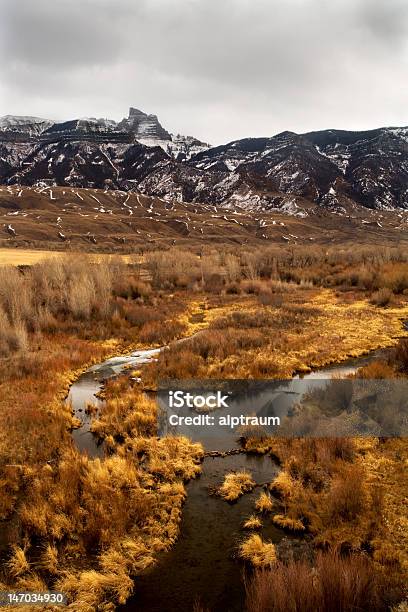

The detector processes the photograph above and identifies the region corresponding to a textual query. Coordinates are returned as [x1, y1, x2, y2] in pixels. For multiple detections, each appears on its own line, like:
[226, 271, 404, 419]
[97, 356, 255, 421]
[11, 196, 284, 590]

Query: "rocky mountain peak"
[119, 108, 172, 142]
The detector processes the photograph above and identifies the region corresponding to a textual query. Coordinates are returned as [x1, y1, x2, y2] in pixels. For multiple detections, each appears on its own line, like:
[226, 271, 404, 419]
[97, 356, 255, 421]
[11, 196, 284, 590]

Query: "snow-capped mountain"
[0, 115, 54, 141]
[0, 110, 407, 213]
[303, 127, 408, 210]
[41, 118, 132, 144]
[117, 108, 210, 160]
[118, 107, 172, 143]
[184, 127, 408, 211]
[0, 108, 210, 160]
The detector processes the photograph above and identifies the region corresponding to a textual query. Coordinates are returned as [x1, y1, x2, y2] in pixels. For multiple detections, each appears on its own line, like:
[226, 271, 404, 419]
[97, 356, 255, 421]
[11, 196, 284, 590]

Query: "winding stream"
[65, 342, 390, 612]
[67, 348, 160, 457]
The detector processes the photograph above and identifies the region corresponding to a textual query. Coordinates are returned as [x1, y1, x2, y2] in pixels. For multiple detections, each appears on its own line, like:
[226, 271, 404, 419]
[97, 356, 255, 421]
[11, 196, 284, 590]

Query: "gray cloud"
[0, 0, 407, 144]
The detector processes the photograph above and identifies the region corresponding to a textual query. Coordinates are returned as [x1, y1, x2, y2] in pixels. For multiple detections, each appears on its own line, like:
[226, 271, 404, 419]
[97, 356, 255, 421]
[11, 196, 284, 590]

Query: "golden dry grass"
[1, 387, 204, 610]
[254, 491, 274, 513]
[242, 431, 406, 590]
[218, 471, 255, 502]
[0, 248, 136, 267]
[0, 248, 64, 266]
[359, 438, 408, 577]
[7, 546, 30, 578]
[245, 551, 398, 612]
[238, 534, 277, 568]
[268, 472, 295, 500]
[143, 287, 408, 382]
[272, 514, 305, 532]
[243, 515, 263, 530]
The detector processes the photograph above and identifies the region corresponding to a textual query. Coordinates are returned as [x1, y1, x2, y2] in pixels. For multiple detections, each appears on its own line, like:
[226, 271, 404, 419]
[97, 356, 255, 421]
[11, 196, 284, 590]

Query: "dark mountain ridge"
[1, 110, 407, 214]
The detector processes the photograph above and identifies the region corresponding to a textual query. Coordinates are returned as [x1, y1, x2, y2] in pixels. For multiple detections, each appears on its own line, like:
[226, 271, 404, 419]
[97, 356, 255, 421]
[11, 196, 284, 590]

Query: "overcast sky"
[0, 0, 407, 144]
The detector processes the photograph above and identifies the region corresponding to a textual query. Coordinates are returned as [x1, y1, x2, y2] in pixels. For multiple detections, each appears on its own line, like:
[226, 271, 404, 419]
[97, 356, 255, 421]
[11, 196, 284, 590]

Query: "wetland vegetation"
[0, 244, 407, 610]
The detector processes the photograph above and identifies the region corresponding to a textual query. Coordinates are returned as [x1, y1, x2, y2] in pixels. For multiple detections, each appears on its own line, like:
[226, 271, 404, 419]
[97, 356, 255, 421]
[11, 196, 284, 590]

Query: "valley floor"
[0, 246, 407, 610]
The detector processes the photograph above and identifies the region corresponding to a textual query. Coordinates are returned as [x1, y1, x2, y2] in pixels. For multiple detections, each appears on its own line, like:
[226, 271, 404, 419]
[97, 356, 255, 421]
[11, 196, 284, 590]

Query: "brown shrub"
[245, 561, 318, 612]
[250, 357, 281, 378]
[357, 360, 396, 378]
[204, 273, 224, 293]
[138, 320, 186, 345]
[392, 339, 408, 373]
[188, 329, 264, 361]
[113, 278, 151, 299]
[326, 465, 365, 522]
[211, 310, 276, 330]
[0, 306, 28, 356]
[309, 379, 354, 415]
[0, 257, 120, 354]
[120, 303, 162, 327]
[381, 264, 408, 294]
[146, 249, 201, 288]
[245, 551, 393, 612]
[316, 551, 383, 611]
[241, 280, 265, 295]
[371, 288, 393, 306]
[280, 439, 355, 490]
[258, 292, 283, 307]
[144, 348, 203, 382]
[225, 281, 241, 295]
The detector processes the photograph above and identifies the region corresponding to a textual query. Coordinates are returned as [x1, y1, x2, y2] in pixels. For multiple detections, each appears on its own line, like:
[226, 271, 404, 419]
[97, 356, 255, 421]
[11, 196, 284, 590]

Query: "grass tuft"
[239, 534, 277, 568]
[218, 471, 255, 502]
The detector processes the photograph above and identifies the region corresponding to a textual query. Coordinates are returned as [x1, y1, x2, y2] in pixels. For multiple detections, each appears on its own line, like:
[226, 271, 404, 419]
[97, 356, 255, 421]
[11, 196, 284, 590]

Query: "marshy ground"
[0, 242, 407, 610]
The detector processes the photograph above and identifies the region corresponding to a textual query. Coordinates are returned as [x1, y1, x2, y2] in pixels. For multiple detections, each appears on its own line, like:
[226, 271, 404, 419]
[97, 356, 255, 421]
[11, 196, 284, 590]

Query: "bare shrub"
[259, 291, 283, 307]
[0, 256, 119, 354]
[113, 275, 151, 299]
[245, 562, 317, 612]
[225, 281, 241, 294]
[371, 288, 393, 307]
[138, 320, 186, 345]
[67, 276, 95, 319]
[224, 253, 241, 282]
[317, 551, 383, 612]
[0, 306, 28, 355]
[204, 273, 225, 293]
[92, 260, 113, 318]
[0, 266, 32, 328]
[392, 339, 408, 373]
[245, 551, 388, 612]
[357, 360, 396, 378]
[326, 465, 365, 522]
[146, 249, 201, 288]
[241, 280, 264, 294]
[144, 347, 203, 382]
[243, 252, 262, 280]
[381, 264, 408, 294]
[118, 302, 161, 327]
[309, 379, 354, 415]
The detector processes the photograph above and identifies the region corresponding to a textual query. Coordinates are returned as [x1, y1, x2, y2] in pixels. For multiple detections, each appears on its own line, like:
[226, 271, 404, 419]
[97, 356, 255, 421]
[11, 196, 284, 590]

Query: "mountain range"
[1, 108, 407, 214]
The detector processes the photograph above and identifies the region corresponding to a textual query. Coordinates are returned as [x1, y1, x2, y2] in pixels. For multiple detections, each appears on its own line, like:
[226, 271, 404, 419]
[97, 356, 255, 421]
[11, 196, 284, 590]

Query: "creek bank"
[65, 343, 392, 612]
